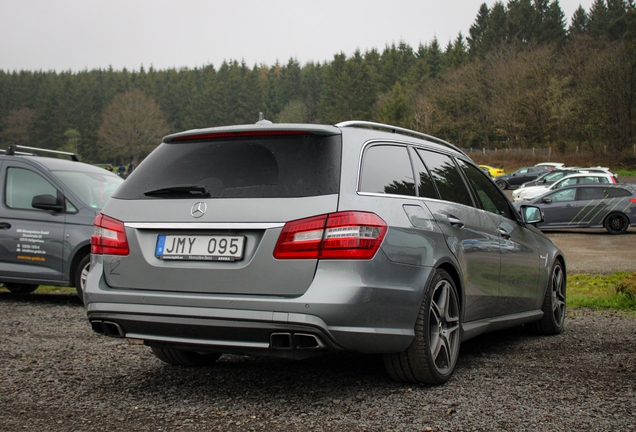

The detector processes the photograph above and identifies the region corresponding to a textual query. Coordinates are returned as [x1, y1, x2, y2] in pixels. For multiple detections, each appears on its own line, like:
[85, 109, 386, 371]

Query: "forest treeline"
[1, 0, 635, 165]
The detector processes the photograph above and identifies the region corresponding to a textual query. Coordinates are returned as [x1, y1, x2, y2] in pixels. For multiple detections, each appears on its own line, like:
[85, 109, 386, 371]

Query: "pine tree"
[539, 1, 567, 45]
[569, 5, 590, 35]
[468, 3, 491, 55]
[588, 0, 610, 37]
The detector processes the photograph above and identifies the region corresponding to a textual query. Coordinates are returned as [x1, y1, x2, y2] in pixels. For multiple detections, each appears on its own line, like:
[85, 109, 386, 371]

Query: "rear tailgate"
[96, 129, 342, 297]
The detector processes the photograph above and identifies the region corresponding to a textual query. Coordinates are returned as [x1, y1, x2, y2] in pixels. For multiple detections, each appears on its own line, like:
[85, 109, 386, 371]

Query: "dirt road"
[545, 229, 636, 273]
[503, 176, 636, 274]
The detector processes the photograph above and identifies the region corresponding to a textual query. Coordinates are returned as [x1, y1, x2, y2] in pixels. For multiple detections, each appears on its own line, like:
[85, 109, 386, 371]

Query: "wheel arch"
[434, 260, 465, 318]
[602, 211, 630, 228]
[69, 245, 91, 287]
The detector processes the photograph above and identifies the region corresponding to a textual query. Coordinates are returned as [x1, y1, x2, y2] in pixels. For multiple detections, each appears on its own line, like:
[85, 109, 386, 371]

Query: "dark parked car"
[0, 145, 123, 298]
[494, 166, 552, 190]
[515, 183, 636, 234]
[85, 119, 566, 385]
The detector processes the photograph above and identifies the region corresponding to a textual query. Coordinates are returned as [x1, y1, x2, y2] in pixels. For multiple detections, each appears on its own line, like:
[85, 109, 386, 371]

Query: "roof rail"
[335, 121, 466, 156]
[6, 145, 80, 161]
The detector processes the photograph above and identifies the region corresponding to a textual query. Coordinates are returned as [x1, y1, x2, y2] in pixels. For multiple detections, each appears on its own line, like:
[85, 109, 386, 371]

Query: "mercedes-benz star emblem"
[190, 202, 207, 218]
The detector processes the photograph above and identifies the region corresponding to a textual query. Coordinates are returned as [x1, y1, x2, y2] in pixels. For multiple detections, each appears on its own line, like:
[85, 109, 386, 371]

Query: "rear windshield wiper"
[144, 185, 210, 197]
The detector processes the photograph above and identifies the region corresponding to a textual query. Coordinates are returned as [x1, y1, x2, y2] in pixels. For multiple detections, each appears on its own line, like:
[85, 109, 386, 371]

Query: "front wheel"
[151, 347, 222, 367]
[604, 213, 629, 234]
[383, 269, 461, 385]
[4, 283, 39, 294]
[74, 254, 90, 304]
[529, 260, 566, 335]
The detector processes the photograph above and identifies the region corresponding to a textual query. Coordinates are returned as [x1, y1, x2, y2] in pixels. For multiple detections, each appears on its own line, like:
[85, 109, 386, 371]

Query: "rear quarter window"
[113, 134, 342, 199]
[359, 145, 416, 196]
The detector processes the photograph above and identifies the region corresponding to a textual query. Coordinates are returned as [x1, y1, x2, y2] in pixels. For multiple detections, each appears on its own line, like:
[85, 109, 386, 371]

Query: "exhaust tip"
[102, 321, 125, 338]
[294, 333, 325, 350]
[270, 332, 326, 350]
[270, 333, 292, 349]
[90, 320, 104, 334]
[90, 320, 123, 337]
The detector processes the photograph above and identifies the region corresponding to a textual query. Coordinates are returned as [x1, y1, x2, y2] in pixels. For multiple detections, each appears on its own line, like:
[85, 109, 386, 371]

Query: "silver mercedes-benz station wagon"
[84, 120, 566, 385]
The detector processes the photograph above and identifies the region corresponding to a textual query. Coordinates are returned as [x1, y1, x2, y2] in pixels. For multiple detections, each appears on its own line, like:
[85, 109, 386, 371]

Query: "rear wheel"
[528, 260, 566, 335]
[495, 179, 507, 189]
[383, 269, 461, 385]
[604, 213, 629, 234]
[151, 347, 222, 367]
[4, 283, 39, 294]
[74, 254, 90, 304]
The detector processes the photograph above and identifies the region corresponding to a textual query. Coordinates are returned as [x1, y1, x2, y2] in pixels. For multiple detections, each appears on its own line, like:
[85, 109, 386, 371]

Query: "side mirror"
[32, 194, 64, 212]
[520, 205, 543, 224]
[542, 197, 552, 203]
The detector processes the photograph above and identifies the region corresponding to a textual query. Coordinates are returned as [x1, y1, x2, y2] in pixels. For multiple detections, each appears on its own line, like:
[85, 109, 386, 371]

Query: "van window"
[5, 168, 57, 210]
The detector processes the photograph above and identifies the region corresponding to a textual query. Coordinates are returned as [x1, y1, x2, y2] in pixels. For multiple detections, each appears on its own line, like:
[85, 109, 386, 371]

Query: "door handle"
[497, 227, 511, 239]
[447, 216, 464, 228]
[0, 222, 11, 229]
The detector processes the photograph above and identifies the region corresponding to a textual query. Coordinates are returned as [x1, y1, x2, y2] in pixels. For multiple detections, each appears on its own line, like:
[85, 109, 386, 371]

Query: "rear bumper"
[84, 255, 433, 356]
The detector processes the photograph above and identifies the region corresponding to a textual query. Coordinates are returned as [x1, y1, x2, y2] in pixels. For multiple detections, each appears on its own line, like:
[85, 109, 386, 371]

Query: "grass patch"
[7, 274, 636, 314]
[616, 169, 636, 177]
[568, 272, 636, 313]
[37, 286, 77, 295]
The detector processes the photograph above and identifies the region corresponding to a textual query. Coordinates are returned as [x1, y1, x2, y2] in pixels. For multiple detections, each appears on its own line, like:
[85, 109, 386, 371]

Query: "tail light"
[91, 214, 130, 256]
[273, 211, 387, 260]
[630, 198, 636, 203]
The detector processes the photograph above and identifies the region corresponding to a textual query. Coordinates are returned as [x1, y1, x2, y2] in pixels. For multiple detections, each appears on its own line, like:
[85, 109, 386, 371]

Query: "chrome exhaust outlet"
[270, 333, 292, 349]
[102, 321, 125, 338]
[294, 333, 325, 350]
[90, 320, 104, 335]
[270, 332, 325, 350]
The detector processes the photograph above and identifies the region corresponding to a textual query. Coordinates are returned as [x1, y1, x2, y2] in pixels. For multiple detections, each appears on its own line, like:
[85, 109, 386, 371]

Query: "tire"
[604, 212, 629, 234]
[151, 347, 222, 367]
[4, 283, 39, 294]
[383, 269, 461, 385]
[495, 179, 507, 189]
[528, 260, 566, 335]
[74, 254, 90, 304]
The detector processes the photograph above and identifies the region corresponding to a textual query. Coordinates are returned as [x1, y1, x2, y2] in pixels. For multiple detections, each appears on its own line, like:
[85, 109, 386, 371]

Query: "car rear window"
[113, 134, 342, 199]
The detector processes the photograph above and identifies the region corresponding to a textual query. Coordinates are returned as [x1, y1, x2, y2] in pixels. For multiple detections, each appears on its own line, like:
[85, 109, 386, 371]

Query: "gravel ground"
[1, 293, 634, 432]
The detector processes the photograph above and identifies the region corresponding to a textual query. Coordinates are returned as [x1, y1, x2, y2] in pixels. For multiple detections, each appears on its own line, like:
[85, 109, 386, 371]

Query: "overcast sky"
[1, 0, 594, 73]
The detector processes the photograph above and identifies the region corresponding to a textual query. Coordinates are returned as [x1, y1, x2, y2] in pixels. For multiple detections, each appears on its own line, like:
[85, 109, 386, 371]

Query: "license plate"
[155, 235, 245, 261]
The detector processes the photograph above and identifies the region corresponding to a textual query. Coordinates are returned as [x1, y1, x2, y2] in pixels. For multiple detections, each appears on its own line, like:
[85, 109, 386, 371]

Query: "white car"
[513, 173, 616, 202]
[535, 162, 565, 169]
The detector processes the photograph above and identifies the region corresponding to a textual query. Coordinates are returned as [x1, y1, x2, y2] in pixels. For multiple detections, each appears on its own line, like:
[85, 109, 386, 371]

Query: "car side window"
[416, 149, 473, 207]
[577, 176, 607, 184]
[604, 187, 631, 198]
[456, 159, 513, 219]
[411, 149, 439, 199]
[359, 145, 415, 196]
[548, 188, 577, 202]
[5, 167, 58, 210]
[579, 187, 607, 200]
